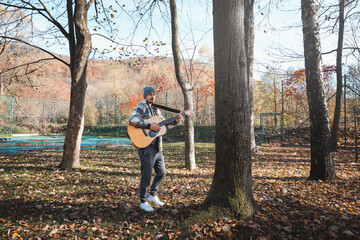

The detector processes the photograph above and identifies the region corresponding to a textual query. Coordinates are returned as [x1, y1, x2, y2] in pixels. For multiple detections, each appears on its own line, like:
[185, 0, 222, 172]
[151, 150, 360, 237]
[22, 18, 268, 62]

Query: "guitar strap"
[152, 103, 181, 114]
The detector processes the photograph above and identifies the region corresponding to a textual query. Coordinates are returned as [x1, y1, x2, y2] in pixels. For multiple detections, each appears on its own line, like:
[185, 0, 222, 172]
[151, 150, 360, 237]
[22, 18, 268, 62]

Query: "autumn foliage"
[120, 63, 215, 120]
[284, 65, 336, 101]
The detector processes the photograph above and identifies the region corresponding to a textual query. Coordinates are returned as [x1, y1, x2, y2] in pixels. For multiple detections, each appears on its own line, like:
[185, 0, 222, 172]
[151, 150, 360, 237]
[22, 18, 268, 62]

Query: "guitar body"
[127, 115, 167, 148]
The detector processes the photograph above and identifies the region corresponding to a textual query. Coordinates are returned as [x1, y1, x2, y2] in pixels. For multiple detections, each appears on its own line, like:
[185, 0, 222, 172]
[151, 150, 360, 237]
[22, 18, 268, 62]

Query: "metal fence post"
[118, 97, 121, 136]
[281, 81, 285, 144]
[165, 92, 168, 119]
[354, 106, 358, 162]
[344, 74, 347, 147]
[42, 100, 46, 135]
[9, 96, 13, 136]
[260, 113, 264, 145]
[98, 99, 102, 135]
[196, 89, 199, 140]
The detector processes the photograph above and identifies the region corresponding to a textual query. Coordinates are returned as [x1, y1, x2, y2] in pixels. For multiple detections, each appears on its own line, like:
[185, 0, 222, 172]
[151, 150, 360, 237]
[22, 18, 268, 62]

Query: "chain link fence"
[0, 91, 216, 140]
[0, 96, 13, 137]
[2, 86, 359, 145]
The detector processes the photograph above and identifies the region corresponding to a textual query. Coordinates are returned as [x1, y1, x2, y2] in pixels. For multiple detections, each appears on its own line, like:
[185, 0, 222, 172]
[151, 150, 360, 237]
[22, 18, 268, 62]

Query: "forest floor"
[0, 143, 359, 239]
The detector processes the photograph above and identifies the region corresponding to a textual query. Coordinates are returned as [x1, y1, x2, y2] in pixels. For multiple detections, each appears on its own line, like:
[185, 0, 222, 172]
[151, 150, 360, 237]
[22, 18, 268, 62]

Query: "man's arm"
[129, 102, 151, 129]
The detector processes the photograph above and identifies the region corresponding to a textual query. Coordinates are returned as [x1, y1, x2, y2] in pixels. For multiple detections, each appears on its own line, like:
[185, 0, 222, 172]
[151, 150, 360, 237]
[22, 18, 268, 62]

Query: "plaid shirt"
[129, 101, 164, 128]
[129, 100, 176, 150]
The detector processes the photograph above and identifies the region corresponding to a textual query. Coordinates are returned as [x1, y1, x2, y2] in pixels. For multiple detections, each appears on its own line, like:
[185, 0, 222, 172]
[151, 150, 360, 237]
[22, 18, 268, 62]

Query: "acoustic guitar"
[127, 112, 189, 148]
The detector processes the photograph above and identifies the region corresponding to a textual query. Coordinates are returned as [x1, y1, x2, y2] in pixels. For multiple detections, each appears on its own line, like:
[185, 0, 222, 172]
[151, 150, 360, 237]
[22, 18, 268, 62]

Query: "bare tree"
[60, 0, 94, 168]
[169, 0, 196, 170]
[0, 0, 95, 169]
[245, 0, 257, 152]
[301, 0, 336, 180]
[318, 0, 360, 151]
[202, 0, 257, 217]
[330, 0, 345, 152]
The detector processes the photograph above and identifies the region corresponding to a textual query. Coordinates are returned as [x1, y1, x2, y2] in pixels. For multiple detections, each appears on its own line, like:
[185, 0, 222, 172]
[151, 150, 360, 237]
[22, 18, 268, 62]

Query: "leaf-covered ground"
[0, 143, 359, 239]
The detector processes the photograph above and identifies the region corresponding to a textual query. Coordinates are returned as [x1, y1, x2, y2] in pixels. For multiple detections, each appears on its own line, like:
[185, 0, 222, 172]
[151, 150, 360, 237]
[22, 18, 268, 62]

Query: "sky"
[87, 0, 306, 80]
[36, 0, 356, 81]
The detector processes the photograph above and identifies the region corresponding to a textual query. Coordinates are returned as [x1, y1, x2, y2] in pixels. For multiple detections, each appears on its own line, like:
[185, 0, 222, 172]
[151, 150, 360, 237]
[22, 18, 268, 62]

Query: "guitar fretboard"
[158, 116, 178, 127]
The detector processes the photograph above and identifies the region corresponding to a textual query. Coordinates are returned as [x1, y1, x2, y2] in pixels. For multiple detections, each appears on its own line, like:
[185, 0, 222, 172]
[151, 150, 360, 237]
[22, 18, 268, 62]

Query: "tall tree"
[330, 0, 345, 151]
[244, 0, 257, 152]
[301, 0, 336, 180]
[169, 0, 196, 171]
[60, 0, 94, 168]
[203, 0, 257, 217]
[0, 0, 95, 169]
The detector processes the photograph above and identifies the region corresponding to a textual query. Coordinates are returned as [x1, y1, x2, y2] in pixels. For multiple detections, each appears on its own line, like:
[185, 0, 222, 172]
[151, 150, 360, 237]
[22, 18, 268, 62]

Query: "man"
[129, 86, 182, 212]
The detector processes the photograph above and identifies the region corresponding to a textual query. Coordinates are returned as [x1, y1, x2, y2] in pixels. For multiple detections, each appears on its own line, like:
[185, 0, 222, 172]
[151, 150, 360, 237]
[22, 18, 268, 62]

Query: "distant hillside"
[0, 43, 187, 102]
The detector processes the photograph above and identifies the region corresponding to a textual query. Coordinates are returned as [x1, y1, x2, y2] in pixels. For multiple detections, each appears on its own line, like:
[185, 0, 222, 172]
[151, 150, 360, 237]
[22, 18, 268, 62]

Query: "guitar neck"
[158, 116, 179, 127]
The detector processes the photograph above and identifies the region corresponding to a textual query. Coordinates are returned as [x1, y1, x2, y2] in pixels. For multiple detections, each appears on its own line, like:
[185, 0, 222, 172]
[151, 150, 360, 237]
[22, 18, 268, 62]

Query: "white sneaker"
[140, 202, 154, 212]
[148, 195, 164, 206]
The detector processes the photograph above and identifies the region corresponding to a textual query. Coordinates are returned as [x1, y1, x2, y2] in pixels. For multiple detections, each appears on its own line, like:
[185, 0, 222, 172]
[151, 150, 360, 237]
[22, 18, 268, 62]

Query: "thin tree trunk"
[245, 0, 257, 152]
[330, 0, 345, 152]
[203, 0, 257, 217]
[183, 90, 196, 170]
[169, 0, 196, 171]
[301, 0, 336, 180]
[60, 0, 92, 169]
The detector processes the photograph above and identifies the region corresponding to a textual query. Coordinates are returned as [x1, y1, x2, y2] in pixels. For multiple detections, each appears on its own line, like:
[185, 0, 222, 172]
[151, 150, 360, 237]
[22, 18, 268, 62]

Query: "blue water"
[0, 136, 130, 154]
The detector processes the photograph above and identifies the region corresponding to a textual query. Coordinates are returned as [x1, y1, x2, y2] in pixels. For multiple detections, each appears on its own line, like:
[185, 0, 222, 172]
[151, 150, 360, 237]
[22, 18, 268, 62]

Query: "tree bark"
[60, 0, 92, 169]
[203, 0, 257, 217]
[330, 0, 345, 152]
[169, 0, 196, 171]
[244, 0, 257, 152]
[301, 0, 336, 180]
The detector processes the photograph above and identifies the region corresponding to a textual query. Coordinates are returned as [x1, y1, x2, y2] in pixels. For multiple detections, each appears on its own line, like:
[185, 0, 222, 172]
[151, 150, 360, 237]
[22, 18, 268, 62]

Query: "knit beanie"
[143, 86, 156, 98]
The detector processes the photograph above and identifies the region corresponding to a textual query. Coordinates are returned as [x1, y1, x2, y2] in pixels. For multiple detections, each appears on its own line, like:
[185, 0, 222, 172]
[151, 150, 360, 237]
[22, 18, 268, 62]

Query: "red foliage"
[193, 68, 215, 111]
[121, 92, 142, 114]
[149, 74, 172, 94]
[284, 65, 336, 100]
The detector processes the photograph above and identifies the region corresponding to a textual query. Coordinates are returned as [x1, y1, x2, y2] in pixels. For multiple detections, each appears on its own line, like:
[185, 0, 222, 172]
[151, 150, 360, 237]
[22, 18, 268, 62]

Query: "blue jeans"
[138, 142, 166, 203]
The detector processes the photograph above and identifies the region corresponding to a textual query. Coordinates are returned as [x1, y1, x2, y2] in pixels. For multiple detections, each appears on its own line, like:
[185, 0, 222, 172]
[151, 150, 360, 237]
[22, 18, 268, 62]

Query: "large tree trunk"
[203, 0, 257, 217]
[60, 0, 92, 169]
[330, 0, 345, 152]
[301, 0, 336, 180]
[170, 0, 196, 171]
[244, 0, 257, 152]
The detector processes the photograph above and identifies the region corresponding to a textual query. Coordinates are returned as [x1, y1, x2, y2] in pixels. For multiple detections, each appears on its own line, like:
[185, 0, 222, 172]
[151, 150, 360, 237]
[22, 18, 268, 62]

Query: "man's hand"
[150, 123, 161, 132]
[176, 114, 183, 123]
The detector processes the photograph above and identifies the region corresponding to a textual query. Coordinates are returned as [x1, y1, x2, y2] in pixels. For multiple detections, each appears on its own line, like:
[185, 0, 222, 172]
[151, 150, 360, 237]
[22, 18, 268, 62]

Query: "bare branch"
[1, 57, 62, 75]
[37, 0, 69, 38]
[86, 0, 95, 12]
[323, 47, 360, 55]
[0, 36, 69, 66]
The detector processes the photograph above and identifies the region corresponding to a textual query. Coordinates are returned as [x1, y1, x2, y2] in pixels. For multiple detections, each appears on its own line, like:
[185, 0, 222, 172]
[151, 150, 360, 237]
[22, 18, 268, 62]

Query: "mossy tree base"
[182, 206, 235, 228]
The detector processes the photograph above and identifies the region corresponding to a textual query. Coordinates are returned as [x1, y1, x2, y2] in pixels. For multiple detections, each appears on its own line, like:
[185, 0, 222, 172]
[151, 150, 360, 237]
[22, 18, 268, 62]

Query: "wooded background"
[1, 44, 359, 146]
